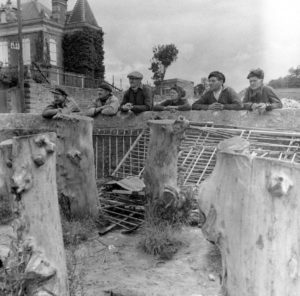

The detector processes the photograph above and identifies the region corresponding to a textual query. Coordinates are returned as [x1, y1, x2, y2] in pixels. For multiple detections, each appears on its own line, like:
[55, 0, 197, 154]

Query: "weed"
[62, 216, 96, 247]
[139, 218, 183, 260]
[0, 238, 32, 296]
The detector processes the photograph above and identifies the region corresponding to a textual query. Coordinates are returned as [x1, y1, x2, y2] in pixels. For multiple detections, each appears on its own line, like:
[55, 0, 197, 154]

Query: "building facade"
[158, 78, 195, 98]
[0, 0, 101, 85]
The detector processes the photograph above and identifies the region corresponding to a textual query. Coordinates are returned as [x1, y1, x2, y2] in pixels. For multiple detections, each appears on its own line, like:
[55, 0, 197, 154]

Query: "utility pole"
[17, 0, 25, 112]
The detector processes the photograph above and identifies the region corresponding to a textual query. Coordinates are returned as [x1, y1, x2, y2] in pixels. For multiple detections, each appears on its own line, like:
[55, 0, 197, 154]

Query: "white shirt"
[213, 87, 223, 101]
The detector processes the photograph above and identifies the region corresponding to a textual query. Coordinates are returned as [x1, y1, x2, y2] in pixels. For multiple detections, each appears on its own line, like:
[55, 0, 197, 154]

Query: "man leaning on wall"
[86, 83, 120, 117]
[120, 71, 153, 114]
[243, 68, 282, 114]
[42, 87, 80, 119]
[192, 71, 242, 111]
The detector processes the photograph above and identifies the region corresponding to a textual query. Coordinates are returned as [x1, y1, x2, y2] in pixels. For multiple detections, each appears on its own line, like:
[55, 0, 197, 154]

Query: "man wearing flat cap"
[42, 87, 80, 119]
[86, 83, 120, 117]
[120, 71, 152, 114]
[192, 71, 242, 111]
[243, 68, 282, 113]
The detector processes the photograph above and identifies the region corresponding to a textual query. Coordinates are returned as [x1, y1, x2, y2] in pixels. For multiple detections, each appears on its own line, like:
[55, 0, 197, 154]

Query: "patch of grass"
[139, 219, 183, 260]
[62, 216, 96, 247]
[139, 201, 185, 261]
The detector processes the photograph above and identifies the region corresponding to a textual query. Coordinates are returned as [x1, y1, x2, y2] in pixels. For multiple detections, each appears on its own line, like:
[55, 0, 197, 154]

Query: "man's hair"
[247, 68, 264, 79]
[208, 71, 226, 83]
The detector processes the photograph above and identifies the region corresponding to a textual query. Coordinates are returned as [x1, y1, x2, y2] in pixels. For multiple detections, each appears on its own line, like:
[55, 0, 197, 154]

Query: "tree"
[149, 44, 179, 85]
[288, 65, 300, 77]
[268, 65, 300, 88]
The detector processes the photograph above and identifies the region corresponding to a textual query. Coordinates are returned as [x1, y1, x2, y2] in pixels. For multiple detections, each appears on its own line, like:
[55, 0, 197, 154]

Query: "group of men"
[42, 68, 282, 119]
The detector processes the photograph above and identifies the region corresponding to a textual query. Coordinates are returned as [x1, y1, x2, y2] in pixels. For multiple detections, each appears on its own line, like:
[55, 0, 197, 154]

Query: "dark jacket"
[121, 85, 152, 113]
[243, 85, 282, 111]
[192, 86, 242, 110]
[153, 97, 191, 111]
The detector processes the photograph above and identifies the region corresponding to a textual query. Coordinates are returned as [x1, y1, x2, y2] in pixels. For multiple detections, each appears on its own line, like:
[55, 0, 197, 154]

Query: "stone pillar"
[0, 133, 69, 295]
[197, 137, 300, 296]
[54, 115, 99, 219]
[143, 117, 189, 212]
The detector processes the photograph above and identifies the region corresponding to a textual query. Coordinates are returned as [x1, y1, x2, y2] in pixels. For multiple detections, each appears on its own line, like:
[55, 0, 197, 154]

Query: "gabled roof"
[67, 0, 98, 27]
[21, 0, 51, 21]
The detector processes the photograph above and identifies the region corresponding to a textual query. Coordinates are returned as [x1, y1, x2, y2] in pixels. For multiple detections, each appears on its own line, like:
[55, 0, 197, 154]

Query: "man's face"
[98, 88, 109, 99]
[54, 93, 66, 105]
[170, 89, 179, 100]
[209, 77, 223, 91]
[129, 77, 142, 89]
[249, 77, 263, 90]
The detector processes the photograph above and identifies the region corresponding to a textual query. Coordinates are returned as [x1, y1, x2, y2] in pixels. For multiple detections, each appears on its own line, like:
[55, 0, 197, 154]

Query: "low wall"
[92, 109, 300, 132]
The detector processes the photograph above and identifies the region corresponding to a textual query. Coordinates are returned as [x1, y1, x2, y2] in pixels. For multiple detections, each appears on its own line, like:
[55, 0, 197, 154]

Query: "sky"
[10, 0, 300, 91]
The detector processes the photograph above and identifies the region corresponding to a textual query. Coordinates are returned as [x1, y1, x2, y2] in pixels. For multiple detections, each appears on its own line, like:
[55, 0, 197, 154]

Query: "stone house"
[0, 0, 101, 85]
[157, 78, 194, 99]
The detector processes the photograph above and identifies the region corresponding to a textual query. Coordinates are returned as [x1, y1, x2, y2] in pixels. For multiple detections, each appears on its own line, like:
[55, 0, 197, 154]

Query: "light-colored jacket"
[88, 95, 120, 116]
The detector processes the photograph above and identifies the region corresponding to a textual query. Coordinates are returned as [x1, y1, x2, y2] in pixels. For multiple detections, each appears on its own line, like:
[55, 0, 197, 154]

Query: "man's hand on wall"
[121, 103, 133, 111]
[208, 103, 224, 111]
[252, 103, 267, 114]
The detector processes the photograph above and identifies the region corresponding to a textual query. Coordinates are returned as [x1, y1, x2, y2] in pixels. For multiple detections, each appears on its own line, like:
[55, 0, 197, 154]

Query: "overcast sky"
[14, 0, 300, 90]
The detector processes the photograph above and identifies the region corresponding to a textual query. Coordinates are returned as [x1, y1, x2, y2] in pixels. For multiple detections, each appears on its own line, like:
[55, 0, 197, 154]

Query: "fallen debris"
[98, 177, 146, 234]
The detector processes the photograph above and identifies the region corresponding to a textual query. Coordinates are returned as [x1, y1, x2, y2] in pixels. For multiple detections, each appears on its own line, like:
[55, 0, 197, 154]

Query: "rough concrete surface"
[92, 109, 300, 131]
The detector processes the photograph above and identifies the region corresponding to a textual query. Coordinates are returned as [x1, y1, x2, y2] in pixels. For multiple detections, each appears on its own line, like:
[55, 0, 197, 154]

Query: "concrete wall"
[92, 109, 300, 132]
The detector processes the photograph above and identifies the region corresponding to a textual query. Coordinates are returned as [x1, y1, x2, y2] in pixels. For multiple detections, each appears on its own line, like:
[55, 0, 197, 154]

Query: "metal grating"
[111, 129, 150, 179]
[110, 123, 300, 186]
[93, 129, 143, 179]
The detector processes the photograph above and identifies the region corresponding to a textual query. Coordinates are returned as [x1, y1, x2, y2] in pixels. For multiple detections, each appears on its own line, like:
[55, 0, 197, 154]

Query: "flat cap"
[98, 82, 112, 93]
[51, 87, 68, 97]
[247, 68, 264, 79]
[208, 71, 226, 83]
[127, 71, 143, 79]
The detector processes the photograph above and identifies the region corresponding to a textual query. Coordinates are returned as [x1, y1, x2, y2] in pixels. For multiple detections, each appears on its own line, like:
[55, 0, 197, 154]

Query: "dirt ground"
[71, 227, 222, 296]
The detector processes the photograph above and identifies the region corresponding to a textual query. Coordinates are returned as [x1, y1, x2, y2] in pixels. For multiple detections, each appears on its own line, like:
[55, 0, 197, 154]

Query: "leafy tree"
[268, 65, 300, 88]
[149, 44, 179, 85]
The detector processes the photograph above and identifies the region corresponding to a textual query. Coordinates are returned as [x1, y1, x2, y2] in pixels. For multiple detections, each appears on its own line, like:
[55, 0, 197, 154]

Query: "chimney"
[52, 0, 68, 25]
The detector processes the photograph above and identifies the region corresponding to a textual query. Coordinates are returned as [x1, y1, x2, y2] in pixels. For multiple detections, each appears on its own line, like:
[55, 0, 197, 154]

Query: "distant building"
[0, 0, 102, 85]
[158, 78, 194, 98]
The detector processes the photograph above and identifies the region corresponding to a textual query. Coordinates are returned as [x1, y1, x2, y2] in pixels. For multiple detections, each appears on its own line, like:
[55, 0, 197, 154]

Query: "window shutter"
[49, 38, 57, 66]
[0, 41, 9, 66]
[22, 38, 31, 65]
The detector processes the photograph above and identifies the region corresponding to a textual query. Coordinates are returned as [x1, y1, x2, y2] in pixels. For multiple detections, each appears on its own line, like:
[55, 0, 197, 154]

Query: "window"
[0, 41, 8, 66]
[0, 12, 6, 23]
[49, 38, 57, 66]
[22, 38, 31, 65]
